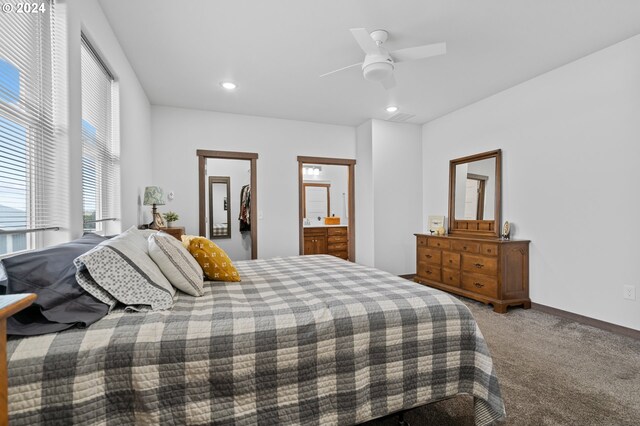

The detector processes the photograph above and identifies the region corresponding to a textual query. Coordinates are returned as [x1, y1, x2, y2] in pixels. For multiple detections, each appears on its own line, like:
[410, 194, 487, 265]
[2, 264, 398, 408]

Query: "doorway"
[197, 150, 258, 260]
[297, 156, 356, 262]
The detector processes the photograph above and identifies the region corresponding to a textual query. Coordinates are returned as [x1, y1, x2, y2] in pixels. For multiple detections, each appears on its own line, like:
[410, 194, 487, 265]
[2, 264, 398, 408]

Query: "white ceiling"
[98, 0, 640, 126]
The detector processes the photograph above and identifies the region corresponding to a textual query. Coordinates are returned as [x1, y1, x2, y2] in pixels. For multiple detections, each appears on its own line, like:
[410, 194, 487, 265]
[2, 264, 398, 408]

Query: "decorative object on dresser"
[0, 294, 37, 424]
[303, 226, 349, 260]
[502, 221, 511, 239]
[427, 215, 445, 234]
[143, 186, 166, 230]
[163, 211, 179, 228]
[160, 226, 185, 241]
[414, 234, 530, 313]
[416, 149, 531, 313]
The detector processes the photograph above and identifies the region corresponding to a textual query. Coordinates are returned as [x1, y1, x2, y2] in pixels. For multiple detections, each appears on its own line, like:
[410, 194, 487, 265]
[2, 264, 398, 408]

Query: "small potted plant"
[163, 211, 179, 228]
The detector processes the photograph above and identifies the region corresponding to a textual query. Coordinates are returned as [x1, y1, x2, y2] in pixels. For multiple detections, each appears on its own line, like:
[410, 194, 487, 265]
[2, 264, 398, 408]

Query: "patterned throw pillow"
[148, 232, 205, 297]
[186, 237, 241, 282]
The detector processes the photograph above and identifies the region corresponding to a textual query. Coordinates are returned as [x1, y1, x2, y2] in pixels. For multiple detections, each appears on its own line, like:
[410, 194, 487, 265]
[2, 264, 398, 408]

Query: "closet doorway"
[297, 156, 356, 262]
[197, 150, 258, 260]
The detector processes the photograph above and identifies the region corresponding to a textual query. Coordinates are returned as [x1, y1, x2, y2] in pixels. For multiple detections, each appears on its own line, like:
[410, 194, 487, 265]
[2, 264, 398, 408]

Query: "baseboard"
[531, 303, 639, 340]
[399, 274, 416, 280]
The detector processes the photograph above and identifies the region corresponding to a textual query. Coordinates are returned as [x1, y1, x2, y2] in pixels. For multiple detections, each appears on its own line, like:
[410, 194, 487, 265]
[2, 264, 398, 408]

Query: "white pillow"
[148, 232, 204, 297]
[75, 227, 175, 311]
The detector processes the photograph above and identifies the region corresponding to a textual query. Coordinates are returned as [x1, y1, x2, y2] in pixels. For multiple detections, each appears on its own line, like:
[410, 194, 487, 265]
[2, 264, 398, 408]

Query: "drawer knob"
[426, 255, 432, 258]
[463, 246, 468, 250]
[474, 282, 484, 288]
[487, 249, 492, 253]
[448, 259, 453, 263]
[426, 271, 432, 275]
[474, 263, 484, 268]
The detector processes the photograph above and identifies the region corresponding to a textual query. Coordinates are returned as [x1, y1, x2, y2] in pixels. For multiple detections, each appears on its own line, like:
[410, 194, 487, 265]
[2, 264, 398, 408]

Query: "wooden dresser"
[160, 226, 185, 241]
[304, 226, 349, 260]
[414, 234, 530, 313]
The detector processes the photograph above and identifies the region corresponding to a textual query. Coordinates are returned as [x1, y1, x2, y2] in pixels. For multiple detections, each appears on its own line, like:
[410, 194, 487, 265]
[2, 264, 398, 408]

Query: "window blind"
[0, 0, 59, 255]
[81, 34, 119, 233]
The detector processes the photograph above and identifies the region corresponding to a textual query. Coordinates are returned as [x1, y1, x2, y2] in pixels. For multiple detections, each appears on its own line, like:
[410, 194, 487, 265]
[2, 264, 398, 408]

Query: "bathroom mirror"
[303, 183, 330, 221]
[208, 176, 231, 239]
[448, 149, 501, 237]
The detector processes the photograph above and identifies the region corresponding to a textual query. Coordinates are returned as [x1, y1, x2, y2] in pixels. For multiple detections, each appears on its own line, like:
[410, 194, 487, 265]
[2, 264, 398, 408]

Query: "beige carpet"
[364, 297, 640, 426]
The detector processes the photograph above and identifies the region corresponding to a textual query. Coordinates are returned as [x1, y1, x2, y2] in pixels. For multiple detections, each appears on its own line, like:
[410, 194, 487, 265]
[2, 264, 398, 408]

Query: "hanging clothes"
[239, 184, 251, 232]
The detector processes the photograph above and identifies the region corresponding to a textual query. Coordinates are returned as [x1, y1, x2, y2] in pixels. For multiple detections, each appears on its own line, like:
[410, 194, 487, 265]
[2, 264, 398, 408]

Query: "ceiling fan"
[321, 28, 446, 90]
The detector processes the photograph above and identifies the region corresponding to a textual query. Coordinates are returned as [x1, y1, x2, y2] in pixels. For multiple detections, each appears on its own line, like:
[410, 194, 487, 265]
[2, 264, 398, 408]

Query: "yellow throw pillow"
[181, 234, 199, 249]
[187, 237, 241, 282]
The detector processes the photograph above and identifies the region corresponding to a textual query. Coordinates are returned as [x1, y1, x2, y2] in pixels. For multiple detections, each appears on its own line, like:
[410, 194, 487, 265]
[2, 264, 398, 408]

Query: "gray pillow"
[1, 233, 109, 335]
[148, 232, 204, 296]
[74, 226, 175, 311]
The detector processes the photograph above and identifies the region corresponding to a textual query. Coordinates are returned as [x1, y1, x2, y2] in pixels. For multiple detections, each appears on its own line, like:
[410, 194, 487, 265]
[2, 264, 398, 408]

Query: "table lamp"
[143, 186, 166, 229]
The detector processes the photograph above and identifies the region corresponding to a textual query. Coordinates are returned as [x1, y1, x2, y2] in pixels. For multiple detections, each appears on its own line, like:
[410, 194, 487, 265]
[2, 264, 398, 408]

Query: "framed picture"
[428, 215, 446, 234]
[153, 212, 166, 229]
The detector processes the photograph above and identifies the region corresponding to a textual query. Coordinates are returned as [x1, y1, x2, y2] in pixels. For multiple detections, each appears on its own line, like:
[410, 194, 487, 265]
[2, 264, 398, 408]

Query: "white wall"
[355, 121, 374, 267]
[205, 158, 251, 260]
[422, 35, 640, 330]
[151, 106, 355, 260]
[64, 0, 152, 239]
[371, 120, 422, 275]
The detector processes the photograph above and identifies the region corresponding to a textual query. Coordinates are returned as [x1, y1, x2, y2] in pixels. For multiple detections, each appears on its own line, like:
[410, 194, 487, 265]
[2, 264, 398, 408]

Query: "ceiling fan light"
[363, 62, 393, 82]
[386, 106, 398, 113]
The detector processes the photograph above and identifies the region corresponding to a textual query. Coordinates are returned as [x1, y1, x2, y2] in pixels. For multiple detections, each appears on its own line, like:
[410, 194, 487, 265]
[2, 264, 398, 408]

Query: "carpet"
[363, 296, 640, 426]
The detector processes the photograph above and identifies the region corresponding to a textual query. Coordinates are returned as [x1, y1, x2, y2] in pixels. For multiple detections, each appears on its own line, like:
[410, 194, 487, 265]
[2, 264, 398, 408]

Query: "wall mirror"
[448, 149, 501, 237]
[303, 183, 330, 221]
[208, 176, 231, 239]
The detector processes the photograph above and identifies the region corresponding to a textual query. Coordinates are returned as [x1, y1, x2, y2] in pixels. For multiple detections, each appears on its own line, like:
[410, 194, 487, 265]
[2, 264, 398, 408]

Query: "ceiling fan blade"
[391, 42, 446, 63]
[319, 62, 363, 78]
[350, 28, 379, 55]
[381, 74, 396, 90]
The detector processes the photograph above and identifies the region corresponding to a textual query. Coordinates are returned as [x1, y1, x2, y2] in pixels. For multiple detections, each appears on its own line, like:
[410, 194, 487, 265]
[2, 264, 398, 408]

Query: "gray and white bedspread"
[7, 255, 505, 425]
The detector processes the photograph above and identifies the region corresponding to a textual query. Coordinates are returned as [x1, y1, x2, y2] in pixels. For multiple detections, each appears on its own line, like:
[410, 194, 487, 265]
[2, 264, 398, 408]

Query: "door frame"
[197, 150, 258, 259]
[297, 156, 356, 262]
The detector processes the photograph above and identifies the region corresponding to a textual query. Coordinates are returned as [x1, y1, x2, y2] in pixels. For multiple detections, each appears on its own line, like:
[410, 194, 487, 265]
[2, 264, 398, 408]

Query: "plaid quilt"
[7, 255, 505, 425]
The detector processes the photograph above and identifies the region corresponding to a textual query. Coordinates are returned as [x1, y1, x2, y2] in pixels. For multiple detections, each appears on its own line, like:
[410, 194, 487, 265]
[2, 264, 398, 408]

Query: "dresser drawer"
[442, 251, 460, 269]
[462, 254, 498, 275]
[328, 242, 348, 252]
[304, 227, 325, 236]
[451, 240, 480, 253]
[417, 236, 428, 247]
[418, 262, 441, 281]
[442, 268, 460, 287]
[417, 247, 441, 265]
[481, 243, 498, 256]
[327, 235, 348, 244]
[327, 227, 347, 236]
[428, 238, 450, 249]
[462, 273, 498, 297]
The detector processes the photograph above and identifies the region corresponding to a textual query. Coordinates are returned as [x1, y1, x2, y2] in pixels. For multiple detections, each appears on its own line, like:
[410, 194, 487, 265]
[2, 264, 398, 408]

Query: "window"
[0, 2, 58, 255]
[81, 35, 119, 233]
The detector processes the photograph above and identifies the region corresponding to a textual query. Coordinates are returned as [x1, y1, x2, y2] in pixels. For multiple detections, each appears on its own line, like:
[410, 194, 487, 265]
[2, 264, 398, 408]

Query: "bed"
[7, 255, 505, 425]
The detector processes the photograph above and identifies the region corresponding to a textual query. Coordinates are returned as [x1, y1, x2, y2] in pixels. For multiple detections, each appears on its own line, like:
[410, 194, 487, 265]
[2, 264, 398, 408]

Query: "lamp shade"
[143, 186, 166, 206]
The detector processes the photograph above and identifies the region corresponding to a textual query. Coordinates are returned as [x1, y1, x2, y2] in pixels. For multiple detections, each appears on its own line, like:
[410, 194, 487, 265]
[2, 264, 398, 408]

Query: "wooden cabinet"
[160, 226, 185, 241]
[414, 234, 530, 313]
[303, 226, 349, 260]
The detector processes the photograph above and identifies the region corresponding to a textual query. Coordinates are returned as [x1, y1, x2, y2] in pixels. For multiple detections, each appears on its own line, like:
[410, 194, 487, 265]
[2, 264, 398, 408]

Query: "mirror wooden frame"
[208, 176, 231, 239]
[448, 149, 502, 238]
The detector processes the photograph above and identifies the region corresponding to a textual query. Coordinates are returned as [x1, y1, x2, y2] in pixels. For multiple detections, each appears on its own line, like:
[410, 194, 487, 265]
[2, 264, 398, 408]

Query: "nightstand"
[160, 226, 185, 241]
[1, 294, 37, 424]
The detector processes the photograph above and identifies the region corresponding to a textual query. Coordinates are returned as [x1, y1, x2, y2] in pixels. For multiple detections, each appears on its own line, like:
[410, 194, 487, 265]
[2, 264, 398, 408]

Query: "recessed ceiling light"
[220, 81, 237, 90]
[386, 105, 398, 113]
